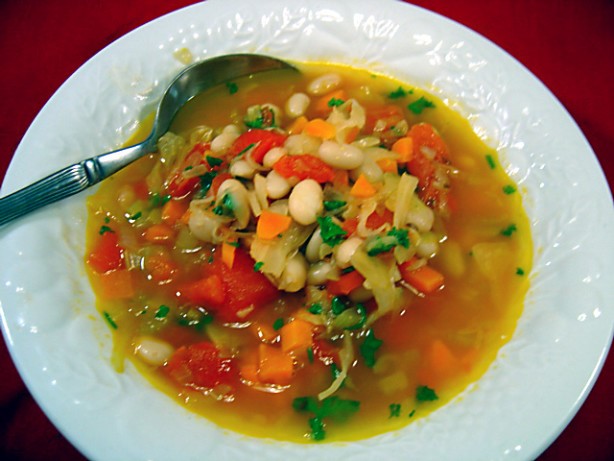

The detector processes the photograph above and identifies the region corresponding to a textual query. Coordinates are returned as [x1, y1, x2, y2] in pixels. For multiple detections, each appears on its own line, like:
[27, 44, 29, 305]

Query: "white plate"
[1, 1, 613, 460]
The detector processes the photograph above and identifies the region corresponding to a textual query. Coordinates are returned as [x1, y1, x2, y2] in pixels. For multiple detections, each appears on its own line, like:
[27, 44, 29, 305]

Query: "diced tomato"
[340, 217, 359, 235]
[406, 123, 451, 209]
[312, 339, 340, 366]
[228, 129, 287, 163]
[327, 270, 365, 296]
[165, 143, 210, 198]
[272, 154, 335, 184]
[365, 208, 394, 229]
[209, 172, 232, 198]
[180, 248, 278, 323]
[165, 342, 237, 390]
[87, 231, 125, 273]
[365, 104, 404, 133]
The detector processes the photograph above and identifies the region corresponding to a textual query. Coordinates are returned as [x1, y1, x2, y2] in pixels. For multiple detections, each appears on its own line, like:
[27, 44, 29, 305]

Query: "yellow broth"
[85, 62, 532, 442]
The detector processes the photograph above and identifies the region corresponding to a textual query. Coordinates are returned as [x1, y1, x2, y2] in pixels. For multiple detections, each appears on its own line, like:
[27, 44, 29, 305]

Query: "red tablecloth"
[1, 1, 612, 460]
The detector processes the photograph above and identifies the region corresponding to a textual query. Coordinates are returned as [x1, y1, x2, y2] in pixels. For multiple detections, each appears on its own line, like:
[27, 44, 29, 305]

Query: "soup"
[85, 62, 532, 442]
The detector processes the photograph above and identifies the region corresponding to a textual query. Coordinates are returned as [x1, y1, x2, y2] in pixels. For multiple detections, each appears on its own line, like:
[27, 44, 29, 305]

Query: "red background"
[0, 1, 612, 460]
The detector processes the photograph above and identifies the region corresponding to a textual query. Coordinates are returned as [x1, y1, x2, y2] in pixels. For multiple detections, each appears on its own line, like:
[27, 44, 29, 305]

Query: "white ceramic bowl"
[1, 1, 613, 460]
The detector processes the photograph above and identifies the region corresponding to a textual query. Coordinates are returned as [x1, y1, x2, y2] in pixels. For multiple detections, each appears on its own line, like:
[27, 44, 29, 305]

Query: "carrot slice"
[95, 269, 134, 299]
[313, 89, 347, 115]
[161, 199, 189, 226]
[143, 223, 175, 243]
[303, 118, 336, 140]
[391, 137, 414, 163]
[258, 344, 294, 385]
[280, 319, 314, 354]
[376, 157, 398, 173]
[287, 115, 308, 135]
[327, 270, 365, 296]
[399, 259, 445, 294]
[256, 210, 292, 240]
[350, 174, 377, 198]
[221, 242, 237, 269]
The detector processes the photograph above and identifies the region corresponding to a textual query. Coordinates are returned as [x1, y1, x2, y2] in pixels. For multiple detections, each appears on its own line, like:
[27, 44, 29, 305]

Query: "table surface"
[0, 1, 612, 460]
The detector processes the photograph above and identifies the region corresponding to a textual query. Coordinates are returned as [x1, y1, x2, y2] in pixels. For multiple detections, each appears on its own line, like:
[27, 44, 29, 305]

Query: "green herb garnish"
[516, 267, 525, 276]
[273, 318, 284, 331]
[485, 154, 497, 170]
[148, 192, 171, 208]
[253, 261, 264, 272]
[503, 184, 517, 195]
[198, 171, 217, 196]
[500, 223, 517, 237]
[293, 396, 360, 441]
[359, 329, 383, 368]
[308, 303, 323, 315]
[416, 385, 438, 402]
[226, 81, 238, 95]
[155, 305, 170, 319]
[388, 86, 412, 99]
[323, 200, 347, 211]
[389, 403, 401, 418]
[212, 193, 235, 217]
[307, 347, 314, 364]
[316, 216, 347, 247]
[366, 227, 410, 256]
[327, 97, 345, 107]
[407, 96, 435, 114]
[331, 296, 348, 315]
[126, 211, 142, 222]
[206, 155, 224, 168]
[99, 225, 114, 235]
[103, 311, 118, 330]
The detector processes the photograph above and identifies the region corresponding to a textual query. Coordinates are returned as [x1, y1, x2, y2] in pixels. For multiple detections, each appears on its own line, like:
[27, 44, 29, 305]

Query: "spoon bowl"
[0, 53, 296, 227]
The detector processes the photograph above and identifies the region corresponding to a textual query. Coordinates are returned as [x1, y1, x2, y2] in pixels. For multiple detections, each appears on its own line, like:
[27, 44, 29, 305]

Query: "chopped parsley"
[126, 211, 142, 222]
[323, 200, 347, 211]
[102, 311, 118, 330]
[388, 86, 412, 99]
[236, 142, 256, 157]
[226, 81, 238, 95]
[407, 96, 435, 114]
[177, 309, 213, 331]
[308, 303, 323, 315]
[273, 318, 285, 331]
[148, 192, 171, 208]
[408, 409, 416, 418]
[359, 329, 383, 368]
[365, 227, 410, 256]
[307, 347, 314, 363]
[253, 261, 264, 272]
[516, 267, 525, 276]
[212, 193, 235, 217]
[389, 403, 402, 418]
[198, 171, 217, 196]
[99, 225, 114, 235]
[206, 155, 224, 167]
[485, 154, 497, 170]
[316, 216, 347, 247]
[416, 385, 438, 402]
[155, 305, 170, 319]
[331, 296, 348, 315]
[503, 184, 517, 194]
[327, 97, 345, 107]
[293, 396, 360, 441]
[345, 303, 367, 330]
[500, 223, 517, 237]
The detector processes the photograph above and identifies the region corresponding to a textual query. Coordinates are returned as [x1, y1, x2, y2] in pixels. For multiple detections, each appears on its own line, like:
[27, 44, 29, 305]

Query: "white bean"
[285, 92, 310, 118]
[222, 124, 241, 136]
[318, 141, 365, 170]
[335, 236, 364, 268]
[307, 261, 336, 285]
[266, 170, 291, 199]
[279, 253, 309, 292]
[262, 147, 287, 169]
[189, 204, 224, 243]
[217, 179, 251, 229]
[288, 179, 323, 225]
[211, 131, 238, 154]
[135, 336, 174, 366]
[229, 159, 256, 179]
[305, 228, 324, 263]
[307, 73, 342, 95]
[416, 232, 440, 258]
[285, 133, 321, 155]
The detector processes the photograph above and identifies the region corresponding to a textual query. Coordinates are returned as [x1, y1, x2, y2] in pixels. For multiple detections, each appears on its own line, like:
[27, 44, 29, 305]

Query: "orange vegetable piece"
[365, 208, 393, 229]
[344, 126, 360, 143]
[143, 223, 175, 243]
[87, 231, 124, 273]
[256, 210, 292, 240]
[341, 217, 359, 235]
[95, 269, 134, 299]
[327, 270, 365, 296]
[399, 258, 445, 294]
[258, 344, 294, 385]
[376, 157, 398, 173]
[144, 253, 179, 283]
[303, 118, 336, 140]
[240, 363, 261, 383]
[181, 274, 226, 305]
[280, 319, 315, 354]
[418, 339, 462, 388]
[221, 242, 237, 269]
[162, 199, 189, 226]
[287, 115, 308, 135]
[350, 174, 377, 198]
[391, 137, 414, 163]
[250, 322, 278, 343]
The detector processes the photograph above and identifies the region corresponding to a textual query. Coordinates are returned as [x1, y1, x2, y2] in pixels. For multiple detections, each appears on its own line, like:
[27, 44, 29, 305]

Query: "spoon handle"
[0, 143, 149, 227]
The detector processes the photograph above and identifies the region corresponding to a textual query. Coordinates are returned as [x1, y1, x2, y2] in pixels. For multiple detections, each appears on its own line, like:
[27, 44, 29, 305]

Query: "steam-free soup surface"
[85, 62, 531, 442]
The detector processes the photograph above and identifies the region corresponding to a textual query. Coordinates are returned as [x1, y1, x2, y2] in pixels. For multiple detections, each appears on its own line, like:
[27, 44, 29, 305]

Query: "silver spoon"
[0, 53, 296, 227]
